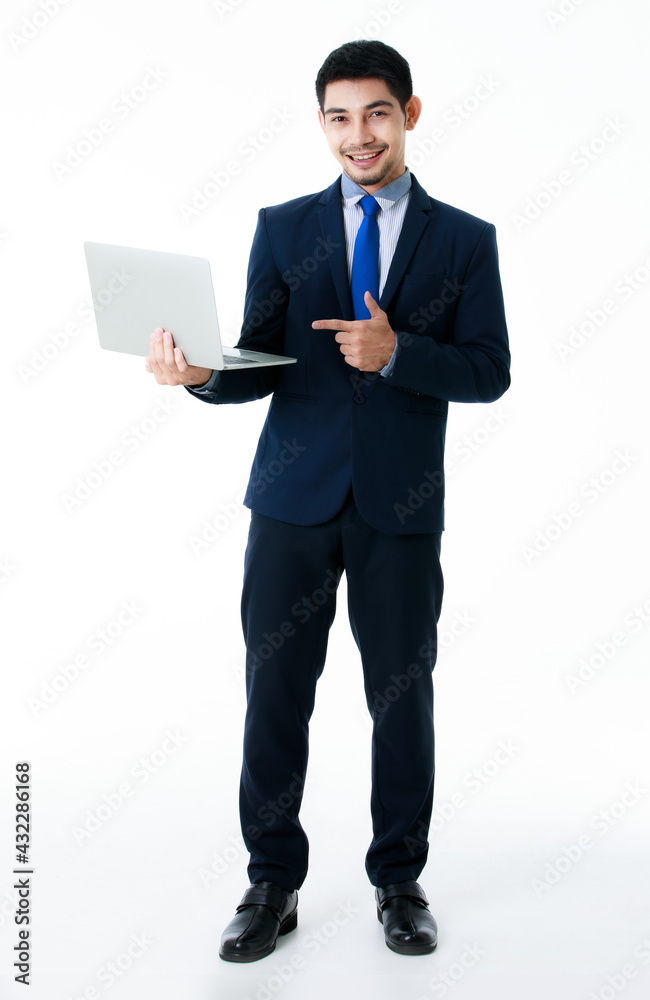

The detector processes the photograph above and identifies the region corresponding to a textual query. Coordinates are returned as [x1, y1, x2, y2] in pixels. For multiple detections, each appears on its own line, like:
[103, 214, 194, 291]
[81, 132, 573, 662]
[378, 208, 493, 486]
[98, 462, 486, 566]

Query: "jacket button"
[353, 393, 366, 404]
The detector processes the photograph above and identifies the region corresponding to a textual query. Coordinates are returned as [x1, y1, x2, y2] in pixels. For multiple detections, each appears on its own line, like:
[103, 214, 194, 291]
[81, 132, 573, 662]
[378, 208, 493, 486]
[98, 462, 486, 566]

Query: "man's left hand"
[312, 292, 396, 371]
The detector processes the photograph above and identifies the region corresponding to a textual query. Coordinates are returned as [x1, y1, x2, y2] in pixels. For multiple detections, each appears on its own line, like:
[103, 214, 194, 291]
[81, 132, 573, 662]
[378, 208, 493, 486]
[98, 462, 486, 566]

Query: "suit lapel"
[318, 178, 353, 319]
[379, 174, 434, 312]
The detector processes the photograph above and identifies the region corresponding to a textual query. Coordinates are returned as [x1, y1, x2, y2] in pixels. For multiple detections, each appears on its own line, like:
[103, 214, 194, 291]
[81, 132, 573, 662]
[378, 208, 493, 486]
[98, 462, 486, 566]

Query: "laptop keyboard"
[223, 354, 262, 364]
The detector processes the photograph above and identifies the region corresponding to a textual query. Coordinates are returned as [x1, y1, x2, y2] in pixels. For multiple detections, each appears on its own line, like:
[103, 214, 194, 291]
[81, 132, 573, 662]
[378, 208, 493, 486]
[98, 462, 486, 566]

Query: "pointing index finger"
[312, 318, 351, 331]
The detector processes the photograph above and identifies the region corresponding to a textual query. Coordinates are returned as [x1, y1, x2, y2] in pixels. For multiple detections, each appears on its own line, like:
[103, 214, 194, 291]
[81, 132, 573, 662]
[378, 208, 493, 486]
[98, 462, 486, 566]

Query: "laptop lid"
[84, 241, 228, 369]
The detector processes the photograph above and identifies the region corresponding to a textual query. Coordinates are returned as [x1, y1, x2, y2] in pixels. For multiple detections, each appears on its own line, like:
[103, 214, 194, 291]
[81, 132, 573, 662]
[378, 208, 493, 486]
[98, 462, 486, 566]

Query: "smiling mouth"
[346, 149, 385, 165]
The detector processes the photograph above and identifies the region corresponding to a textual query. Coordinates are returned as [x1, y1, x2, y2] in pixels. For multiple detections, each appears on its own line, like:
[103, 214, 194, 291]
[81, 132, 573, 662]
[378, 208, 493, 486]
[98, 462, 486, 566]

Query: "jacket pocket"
[272, 391, 317, 403]
[402, 393, 447, 416]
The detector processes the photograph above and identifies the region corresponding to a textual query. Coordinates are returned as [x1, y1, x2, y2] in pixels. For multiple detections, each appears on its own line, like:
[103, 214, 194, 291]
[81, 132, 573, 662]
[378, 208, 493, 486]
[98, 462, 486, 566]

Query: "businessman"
[146, 40, 510, 961]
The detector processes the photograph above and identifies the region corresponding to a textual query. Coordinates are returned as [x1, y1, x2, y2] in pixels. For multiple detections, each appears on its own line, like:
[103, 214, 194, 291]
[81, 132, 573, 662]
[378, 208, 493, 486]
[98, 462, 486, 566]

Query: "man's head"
[315, 40, 421, 193]
[315, 40, 414, 115]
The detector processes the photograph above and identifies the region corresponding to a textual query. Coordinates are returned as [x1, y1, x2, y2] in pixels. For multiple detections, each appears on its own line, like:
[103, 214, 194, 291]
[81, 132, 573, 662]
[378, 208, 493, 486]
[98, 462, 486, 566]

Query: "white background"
[2, 0, 650, 997]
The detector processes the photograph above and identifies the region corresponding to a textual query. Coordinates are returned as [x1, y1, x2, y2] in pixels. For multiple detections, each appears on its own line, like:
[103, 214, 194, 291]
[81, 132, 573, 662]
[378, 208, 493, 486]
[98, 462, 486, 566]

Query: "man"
[146, 40, 510, 961]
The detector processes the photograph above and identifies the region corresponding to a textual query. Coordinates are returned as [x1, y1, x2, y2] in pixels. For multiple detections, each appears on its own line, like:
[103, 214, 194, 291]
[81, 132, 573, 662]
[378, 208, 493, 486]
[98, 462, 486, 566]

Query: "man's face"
[318, 77, 421, 193]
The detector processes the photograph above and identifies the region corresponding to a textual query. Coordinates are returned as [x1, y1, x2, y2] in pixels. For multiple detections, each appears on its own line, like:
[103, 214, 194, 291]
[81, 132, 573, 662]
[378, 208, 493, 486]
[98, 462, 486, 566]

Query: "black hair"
[315, 40, 413, 113]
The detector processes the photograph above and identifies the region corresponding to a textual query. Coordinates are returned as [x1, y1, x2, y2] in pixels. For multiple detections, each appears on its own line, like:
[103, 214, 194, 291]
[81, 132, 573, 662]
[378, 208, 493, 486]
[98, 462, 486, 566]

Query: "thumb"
[364, 290, 383, 317]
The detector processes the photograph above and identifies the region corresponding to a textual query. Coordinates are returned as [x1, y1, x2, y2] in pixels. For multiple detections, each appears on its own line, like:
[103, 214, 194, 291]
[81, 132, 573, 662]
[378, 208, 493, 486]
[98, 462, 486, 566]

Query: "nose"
[347, 114, 375, 149]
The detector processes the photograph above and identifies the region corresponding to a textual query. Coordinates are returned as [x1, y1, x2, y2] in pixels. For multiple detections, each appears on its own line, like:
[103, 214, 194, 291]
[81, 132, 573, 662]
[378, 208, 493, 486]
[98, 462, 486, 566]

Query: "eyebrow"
[323, 99, 395, 116]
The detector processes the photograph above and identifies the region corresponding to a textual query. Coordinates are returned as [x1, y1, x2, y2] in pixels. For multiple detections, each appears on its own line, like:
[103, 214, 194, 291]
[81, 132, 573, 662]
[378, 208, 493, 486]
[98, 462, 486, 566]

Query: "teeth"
[350, 152, 380, 160]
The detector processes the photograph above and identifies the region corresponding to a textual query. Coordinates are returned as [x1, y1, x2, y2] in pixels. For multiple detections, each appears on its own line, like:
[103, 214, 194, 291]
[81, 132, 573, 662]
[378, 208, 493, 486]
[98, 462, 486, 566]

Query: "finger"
[150, 328, 177, 381]
[364, 291, 384, 317]
[173, 346, 188, 372]
[156, 329, 178, 378]
[312, 318, 352, 331]
[162, 329, 177, 368]
[147, 329, 166, 379]
[149, 328, 165, 368]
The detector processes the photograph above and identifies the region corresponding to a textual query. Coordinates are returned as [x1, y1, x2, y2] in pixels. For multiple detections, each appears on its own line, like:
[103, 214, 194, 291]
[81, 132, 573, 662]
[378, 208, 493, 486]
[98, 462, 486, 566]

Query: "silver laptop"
[83, 241, 297, 370]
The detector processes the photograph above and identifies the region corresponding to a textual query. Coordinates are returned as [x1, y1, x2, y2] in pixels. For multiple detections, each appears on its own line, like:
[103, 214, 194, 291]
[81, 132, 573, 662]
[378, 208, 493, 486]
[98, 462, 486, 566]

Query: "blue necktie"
[351, 194, 380, 320]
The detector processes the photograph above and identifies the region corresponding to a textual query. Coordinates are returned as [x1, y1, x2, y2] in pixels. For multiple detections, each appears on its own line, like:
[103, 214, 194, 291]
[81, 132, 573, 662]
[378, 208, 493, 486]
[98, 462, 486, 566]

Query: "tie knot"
[359, 194, 380, 217]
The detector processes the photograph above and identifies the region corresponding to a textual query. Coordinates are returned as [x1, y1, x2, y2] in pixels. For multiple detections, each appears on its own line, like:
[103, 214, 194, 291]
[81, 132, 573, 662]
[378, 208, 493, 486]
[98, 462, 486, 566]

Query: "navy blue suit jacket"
[186, 173, 510, 535]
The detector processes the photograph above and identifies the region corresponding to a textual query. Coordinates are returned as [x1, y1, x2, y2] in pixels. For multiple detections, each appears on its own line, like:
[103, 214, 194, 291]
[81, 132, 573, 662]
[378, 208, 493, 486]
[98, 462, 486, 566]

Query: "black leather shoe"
[219, 881, 298, 963]
[375, 880, 437, 955]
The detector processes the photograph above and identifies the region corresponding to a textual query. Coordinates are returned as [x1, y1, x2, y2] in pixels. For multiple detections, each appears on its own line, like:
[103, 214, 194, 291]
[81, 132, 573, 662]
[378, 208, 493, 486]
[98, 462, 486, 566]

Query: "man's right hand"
[145, 327, 213, 387]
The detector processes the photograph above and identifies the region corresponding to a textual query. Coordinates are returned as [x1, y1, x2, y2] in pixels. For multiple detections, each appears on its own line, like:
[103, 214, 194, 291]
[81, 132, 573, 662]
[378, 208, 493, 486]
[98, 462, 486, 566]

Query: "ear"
[404, 95, 423, 132]
[318, 108, 326, 134]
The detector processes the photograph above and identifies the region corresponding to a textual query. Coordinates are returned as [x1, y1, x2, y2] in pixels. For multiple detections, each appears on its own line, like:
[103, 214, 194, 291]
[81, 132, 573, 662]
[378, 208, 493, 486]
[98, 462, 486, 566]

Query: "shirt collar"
[341, 166, 412, 207]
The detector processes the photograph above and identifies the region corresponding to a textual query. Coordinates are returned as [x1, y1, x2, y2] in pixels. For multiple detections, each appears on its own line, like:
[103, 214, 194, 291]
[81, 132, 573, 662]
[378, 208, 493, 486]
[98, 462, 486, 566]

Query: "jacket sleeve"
[382, 222, 511, 403]
[185, 208, 288, 405]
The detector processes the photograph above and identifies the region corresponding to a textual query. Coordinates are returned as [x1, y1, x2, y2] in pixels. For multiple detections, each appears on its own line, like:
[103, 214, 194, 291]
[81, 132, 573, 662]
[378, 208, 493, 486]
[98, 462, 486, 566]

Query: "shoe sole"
[376, 904, 437, 955]
[219, 908, 298, 963]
